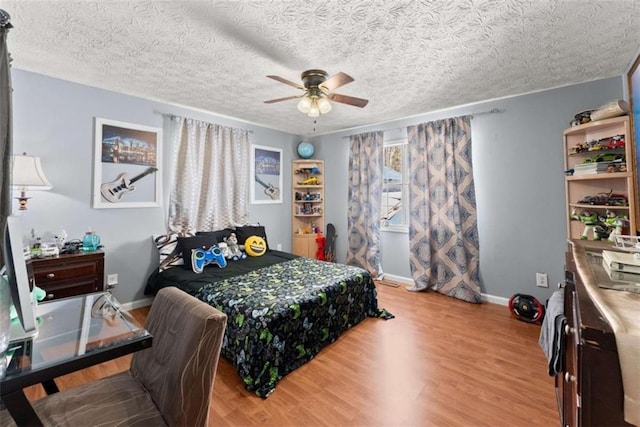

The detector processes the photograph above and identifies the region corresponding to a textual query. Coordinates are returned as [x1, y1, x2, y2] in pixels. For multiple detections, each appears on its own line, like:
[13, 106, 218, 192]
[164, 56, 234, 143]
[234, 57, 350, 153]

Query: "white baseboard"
[381, 273, 413, 285]
[121, 296, 154, 311]
[481, 294, 509, 306]
[381, 273, 509, 306]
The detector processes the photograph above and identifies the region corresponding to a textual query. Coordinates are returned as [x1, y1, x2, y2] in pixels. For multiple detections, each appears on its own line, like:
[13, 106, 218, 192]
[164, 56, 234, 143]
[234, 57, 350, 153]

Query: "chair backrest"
[130, 287, 227, 427]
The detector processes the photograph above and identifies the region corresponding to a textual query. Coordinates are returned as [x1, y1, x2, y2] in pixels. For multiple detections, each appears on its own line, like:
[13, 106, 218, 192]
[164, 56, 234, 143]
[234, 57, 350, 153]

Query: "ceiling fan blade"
[320, 72, 354, 91]
[328, 93, 369, 108]
[267, 75, 304, 90]
[264, 95, 302, 104]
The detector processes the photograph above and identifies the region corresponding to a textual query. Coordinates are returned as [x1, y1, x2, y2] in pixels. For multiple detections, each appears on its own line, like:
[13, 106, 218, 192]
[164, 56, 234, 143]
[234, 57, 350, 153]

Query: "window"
[381, 139, 408, 231]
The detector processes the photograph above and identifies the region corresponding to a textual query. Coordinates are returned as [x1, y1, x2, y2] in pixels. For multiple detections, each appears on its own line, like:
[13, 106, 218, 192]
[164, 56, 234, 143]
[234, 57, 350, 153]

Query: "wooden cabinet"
[564, 116, 637, 240]
[30, 251, 104, 300]
[560, 243, 633, 426]
[292, 160, 324, 258]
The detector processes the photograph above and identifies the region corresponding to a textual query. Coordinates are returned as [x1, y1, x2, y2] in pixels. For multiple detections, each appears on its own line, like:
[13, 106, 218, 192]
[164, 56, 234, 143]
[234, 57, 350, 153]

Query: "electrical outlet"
[277, 243, 282, 251]
[107, 273, 118, 286]
[536, 272, 548, 288]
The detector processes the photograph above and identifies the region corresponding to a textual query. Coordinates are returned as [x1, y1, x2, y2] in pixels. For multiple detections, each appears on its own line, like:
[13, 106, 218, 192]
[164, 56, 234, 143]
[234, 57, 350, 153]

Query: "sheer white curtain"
[168, 117, 249, 233]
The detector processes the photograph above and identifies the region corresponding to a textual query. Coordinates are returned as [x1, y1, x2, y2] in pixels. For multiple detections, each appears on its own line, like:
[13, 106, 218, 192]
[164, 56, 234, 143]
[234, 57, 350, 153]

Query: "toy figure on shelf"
[298, 176, 319, 185]
[593, 218, 611, 241]
[572, 209, 598, 240]
[604, 210, 628, 242]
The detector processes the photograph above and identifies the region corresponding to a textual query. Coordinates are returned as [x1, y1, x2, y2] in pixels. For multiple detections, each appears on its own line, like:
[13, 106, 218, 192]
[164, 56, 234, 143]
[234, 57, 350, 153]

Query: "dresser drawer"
[30, 251, 104, 300]
[34, 261, 99, 284]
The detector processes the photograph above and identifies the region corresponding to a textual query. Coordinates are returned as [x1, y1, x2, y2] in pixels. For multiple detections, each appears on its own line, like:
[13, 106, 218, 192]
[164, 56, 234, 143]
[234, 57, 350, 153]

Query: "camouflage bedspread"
[193, 257, 392, 397]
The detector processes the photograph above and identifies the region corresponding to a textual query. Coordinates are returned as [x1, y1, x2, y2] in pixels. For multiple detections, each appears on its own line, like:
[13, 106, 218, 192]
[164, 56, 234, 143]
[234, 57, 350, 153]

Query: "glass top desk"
[1, 291, 152, 426]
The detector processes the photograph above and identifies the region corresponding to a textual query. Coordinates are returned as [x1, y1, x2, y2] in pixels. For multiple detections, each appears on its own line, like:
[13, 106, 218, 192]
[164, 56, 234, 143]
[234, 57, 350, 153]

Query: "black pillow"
[235, 225, 269, 249]
[196, 228, 235, 244]
[177, 235, 218, 269]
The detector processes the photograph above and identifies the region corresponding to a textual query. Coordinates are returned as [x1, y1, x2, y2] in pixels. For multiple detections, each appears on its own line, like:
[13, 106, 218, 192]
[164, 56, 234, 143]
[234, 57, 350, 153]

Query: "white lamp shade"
[12, 154, 52, 190]
[297, 96, 312, 113]
[317, 97, 332, 114]
[307, 99, 320, 117]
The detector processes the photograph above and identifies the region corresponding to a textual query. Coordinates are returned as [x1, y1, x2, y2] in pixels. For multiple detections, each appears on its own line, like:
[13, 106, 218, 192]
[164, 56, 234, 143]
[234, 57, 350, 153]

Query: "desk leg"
[42, 379, 59, 395]
[3, 390, 43, 427]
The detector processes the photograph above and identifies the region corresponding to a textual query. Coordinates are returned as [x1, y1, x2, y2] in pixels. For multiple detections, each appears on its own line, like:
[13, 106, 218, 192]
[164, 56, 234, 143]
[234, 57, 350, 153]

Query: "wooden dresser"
[561, 241, 635, 427]
[30, 251, 104, 300]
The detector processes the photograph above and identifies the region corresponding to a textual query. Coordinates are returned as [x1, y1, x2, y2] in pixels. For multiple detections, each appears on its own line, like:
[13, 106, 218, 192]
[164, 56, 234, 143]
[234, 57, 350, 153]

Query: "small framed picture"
[93, 118, 162, 208]
[250, 144, 283, 204]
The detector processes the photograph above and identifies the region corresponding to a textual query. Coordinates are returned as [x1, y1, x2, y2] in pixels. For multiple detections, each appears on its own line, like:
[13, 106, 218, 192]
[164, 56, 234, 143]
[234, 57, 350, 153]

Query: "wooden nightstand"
[30, 251, 105, 300]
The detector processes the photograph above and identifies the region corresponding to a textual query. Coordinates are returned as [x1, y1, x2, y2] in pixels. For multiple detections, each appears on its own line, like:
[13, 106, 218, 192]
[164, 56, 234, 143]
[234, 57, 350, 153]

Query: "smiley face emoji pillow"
[245, 235, 266, 257]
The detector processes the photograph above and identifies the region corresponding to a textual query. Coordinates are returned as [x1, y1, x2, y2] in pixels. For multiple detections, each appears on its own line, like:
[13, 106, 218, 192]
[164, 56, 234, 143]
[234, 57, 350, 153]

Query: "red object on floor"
[316, 233, 326, 260]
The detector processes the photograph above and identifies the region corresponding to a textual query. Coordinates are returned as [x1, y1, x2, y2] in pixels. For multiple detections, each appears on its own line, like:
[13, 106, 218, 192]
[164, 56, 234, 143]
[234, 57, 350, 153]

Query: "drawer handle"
[564, 372, 576, 383]
[46, 294, 54, 300]
[564, 325, 575, 335]
[47, 273, 55, 279]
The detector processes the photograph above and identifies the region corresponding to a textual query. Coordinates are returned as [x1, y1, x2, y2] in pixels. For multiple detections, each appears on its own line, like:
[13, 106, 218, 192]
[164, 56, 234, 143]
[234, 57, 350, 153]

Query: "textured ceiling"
[3, 1, 640, 136]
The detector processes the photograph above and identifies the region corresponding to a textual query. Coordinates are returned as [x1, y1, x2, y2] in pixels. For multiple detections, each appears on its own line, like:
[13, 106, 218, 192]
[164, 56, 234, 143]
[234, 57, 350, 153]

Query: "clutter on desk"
[28, 227, 102, 257]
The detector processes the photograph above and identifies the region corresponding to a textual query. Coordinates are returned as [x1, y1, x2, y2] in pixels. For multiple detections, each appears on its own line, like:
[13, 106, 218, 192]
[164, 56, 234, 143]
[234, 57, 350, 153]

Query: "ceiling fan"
[264, 69, 369, 117]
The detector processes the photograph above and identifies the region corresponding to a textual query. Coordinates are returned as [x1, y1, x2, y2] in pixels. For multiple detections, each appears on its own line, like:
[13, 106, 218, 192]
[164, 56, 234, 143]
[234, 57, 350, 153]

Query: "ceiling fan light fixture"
[266, 69, 367, 117]
[317, 97, 332, 114]
[297, 96, 312, 113]
[307, 99, 320, 117]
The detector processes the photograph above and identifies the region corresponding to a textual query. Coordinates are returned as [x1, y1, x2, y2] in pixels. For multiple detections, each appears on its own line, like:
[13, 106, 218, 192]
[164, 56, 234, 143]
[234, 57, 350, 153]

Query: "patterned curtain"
[406, 116, 481, 303]
[345, 131, 384, 279]
[168, 117, 249, 233]
[0, 12, 13, 265]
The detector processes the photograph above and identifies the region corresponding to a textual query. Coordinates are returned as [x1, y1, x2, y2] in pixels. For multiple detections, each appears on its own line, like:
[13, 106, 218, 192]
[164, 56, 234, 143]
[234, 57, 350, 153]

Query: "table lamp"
[12, 152, 52, 210]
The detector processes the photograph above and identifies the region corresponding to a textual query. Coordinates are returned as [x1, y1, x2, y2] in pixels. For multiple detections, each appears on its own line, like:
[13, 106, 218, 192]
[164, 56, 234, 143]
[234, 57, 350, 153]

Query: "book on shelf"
[573, 162, 622, 176]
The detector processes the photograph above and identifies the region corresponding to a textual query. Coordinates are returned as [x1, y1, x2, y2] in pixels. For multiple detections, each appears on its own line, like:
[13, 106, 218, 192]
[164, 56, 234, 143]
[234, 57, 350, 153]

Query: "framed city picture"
[93, 118, 162, 208]
[250, 144, 282, 204]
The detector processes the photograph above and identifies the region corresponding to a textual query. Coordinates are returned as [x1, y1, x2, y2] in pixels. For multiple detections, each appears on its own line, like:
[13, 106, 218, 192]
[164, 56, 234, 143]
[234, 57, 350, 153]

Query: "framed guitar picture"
[250, 144, 282, 204]
[92, 118, 162, 208]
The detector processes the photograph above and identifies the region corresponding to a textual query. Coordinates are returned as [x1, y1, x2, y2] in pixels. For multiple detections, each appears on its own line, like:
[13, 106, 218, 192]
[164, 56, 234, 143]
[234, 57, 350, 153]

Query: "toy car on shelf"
[600, 134, 625, 150]
[583, 153, 625, 163]
[587, 139, 603, 151]
[568, 143, 589, 155]
[578, 191, 628, 206]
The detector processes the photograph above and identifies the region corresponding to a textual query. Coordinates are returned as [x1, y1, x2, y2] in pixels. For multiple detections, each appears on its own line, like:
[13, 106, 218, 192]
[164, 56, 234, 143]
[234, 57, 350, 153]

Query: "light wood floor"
[25, 282, 559, 426]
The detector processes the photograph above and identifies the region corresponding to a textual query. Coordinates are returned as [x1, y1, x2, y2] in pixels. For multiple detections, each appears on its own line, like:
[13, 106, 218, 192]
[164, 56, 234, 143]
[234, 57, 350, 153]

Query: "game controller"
[191, 245, 227, 273]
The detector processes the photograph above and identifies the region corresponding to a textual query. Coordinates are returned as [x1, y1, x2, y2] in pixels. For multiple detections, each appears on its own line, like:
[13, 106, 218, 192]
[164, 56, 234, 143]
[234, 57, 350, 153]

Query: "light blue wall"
[313, 77, 624, 301]
[11, 70, 299, 304]
[11, 69, 625, 304]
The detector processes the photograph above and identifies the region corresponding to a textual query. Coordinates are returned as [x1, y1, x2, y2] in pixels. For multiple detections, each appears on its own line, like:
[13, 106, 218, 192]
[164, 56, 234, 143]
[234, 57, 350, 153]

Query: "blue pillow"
[177, 235, 218, 269]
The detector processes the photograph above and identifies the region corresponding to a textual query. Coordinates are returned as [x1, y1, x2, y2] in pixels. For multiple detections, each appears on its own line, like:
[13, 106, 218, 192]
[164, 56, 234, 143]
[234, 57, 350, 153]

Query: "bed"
[145, 242, 392, 398]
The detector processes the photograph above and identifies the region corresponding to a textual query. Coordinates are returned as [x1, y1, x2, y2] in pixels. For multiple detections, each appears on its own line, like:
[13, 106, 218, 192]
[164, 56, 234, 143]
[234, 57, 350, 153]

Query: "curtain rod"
[159, 112, 254, 133]
[341, 108, 505, 138]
